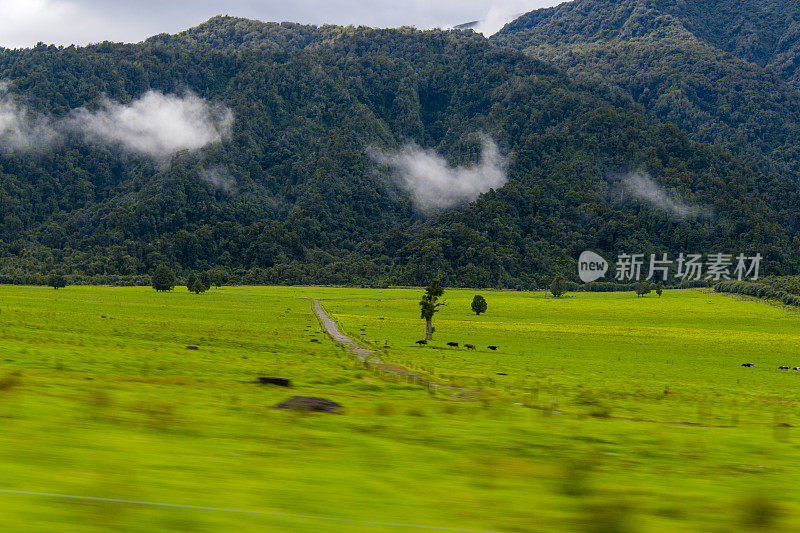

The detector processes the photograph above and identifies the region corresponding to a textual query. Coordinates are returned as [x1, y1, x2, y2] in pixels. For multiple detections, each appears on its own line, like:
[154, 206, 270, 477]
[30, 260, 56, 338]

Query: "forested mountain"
[493, 0, 800, 177]
[1, 15, 799, 288]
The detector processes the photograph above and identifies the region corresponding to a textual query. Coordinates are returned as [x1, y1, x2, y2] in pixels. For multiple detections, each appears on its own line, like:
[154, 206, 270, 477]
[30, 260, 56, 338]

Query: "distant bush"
[757, 276, 800, 296]
[47, 274, 67, 290]
[715, 280, 800, 308]
[634, 281, 652, 297]
[567, 281, 636, 292]
[550, 275, 567, 298]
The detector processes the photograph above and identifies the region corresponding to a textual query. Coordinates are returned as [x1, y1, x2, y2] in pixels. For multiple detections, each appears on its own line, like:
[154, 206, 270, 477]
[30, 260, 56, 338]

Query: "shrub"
[715, 280, 800, 308]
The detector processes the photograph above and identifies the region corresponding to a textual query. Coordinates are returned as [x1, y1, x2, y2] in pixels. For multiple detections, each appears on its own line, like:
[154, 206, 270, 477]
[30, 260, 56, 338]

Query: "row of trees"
[548, 275, 664, 298]
[151, 265, 222, 294]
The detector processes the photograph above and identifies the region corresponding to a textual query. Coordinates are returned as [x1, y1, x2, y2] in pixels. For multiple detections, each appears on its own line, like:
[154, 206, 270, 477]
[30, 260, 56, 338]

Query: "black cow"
[416, 340, 428, 345]
[794, 368, 800, 372]
[779, 366, 791, 370]
[465, 344, 476, 350]
[488, 345, 499, 351]
[447, 342, 459, 348]
[741, 363, 754, 367]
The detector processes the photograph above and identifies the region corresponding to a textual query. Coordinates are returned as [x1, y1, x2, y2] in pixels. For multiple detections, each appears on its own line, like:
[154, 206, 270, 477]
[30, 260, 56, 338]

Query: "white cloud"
[369, 135, 508, 214]
[199, 165, 236, 193]
[619, 171, 713, 219]
[0, 84, 232, 157]
[70, 91, 233, 158]
[0, 82, 59, 153]
[472, 0, 546, 36]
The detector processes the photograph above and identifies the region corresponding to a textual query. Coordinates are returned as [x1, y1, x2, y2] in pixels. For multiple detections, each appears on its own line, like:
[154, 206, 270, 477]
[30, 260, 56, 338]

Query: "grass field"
[1, 285, 800, 532]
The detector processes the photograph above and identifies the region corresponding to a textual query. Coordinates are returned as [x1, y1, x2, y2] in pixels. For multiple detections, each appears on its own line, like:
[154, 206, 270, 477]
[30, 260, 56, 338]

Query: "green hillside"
[1, 17, 798, 287]
[493, 0, 800, 177]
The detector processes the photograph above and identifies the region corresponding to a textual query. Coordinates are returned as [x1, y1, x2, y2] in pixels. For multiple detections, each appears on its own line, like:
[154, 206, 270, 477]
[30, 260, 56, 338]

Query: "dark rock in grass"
[272, 396, 343, 413]
[310, 339, 320, 343]
[258, 377, 291, 387]
[186, 346, 199, 350]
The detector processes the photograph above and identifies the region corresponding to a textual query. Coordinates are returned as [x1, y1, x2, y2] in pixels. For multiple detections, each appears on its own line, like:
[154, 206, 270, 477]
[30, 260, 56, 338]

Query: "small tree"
[190, 277, 208, 294]
[186, 271, 198, 291]
[634, 281, 652, 297]
[47, 274, 66, 290]
[471, 294, 487, 315]
[151, 265, 176, 292]
[212, 271, 223, 288]
[419, 278, 444, 341]
[655, 282, 663, 297]
[550, 275, 567, 298]
[199, 271, 212, 291]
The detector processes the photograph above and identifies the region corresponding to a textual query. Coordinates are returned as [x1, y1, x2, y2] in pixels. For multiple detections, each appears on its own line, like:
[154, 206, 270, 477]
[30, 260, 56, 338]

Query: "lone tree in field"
[634, 281, 652, 297]
[47, 274, 66, 290]
[151, 265, 176, 292]
[190, 277, 208, 294]
[420, 278, 444, 341]
[550, 275, 567, 298]
[655, 282, 663, 297]
[471, 294, 487, 315]
[199, 271, 213, 291]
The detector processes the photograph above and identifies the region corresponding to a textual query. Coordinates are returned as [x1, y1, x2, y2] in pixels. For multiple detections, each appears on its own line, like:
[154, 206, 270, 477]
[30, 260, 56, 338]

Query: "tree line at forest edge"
[1, 13, 800, 288]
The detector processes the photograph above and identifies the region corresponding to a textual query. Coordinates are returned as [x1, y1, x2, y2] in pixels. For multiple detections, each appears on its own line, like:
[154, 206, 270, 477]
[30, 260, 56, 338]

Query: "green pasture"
[1, 285, 800, 532]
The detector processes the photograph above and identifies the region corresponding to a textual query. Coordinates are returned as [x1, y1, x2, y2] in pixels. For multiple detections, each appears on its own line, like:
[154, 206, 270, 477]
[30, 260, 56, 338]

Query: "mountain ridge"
[0, 16, 798, 287]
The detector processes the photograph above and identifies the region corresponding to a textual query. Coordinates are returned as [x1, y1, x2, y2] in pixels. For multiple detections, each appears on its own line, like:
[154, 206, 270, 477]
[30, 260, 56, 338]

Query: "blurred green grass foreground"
[1, 285, 800, 532]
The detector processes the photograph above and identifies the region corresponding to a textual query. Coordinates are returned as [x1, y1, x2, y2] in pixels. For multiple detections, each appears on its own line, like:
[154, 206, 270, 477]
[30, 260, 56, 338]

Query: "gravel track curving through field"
[312, 299, 479, 400]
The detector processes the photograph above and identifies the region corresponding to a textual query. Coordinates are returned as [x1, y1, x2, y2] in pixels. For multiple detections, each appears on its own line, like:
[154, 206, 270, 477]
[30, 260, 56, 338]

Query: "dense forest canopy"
[1, 14, 798, 288]
[493, 0, 800, 178]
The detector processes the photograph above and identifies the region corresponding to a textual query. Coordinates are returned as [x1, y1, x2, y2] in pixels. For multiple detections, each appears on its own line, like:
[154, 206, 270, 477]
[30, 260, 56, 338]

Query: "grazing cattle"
[496, 372, 507, 376]
[488, 345, 499, 351]
[416, 340, 427, 345]
[465, 344, 476, 350]
[779, 366, 791, 370]
[794, 368, 800, 372]
[186, 345, 199, 350]
[447, 342, 459, 347]
[741, 363, 754, 367]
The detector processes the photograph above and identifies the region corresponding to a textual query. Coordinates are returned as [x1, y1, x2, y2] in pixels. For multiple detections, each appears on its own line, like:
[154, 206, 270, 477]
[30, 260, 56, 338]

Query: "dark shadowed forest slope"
[1, 16, 798, 288]
[494, 0, 800, 178]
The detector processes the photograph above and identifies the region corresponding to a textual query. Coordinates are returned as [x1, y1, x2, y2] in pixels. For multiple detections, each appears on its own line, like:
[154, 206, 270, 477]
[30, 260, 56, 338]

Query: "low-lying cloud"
[70, 90, 233, 158]
[472, 1, 533, 36]
[0, 83, 232, 158]
[619, 171, 713, 219]
[199, 165, 236, 193]
[0, 82, 59, 153]
[369, 135, 508, 214]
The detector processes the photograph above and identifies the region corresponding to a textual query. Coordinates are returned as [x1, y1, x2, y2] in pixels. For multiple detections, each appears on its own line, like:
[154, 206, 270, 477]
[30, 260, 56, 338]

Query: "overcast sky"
[0, 0, 565, 49]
